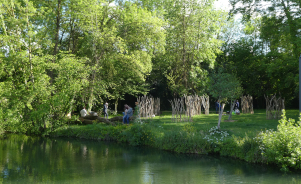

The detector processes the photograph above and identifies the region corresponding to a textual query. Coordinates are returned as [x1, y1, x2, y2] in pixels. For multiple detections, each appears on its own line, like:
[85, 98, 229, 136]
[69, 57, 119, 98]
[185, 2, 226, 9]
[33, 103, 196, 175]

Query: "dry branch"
[264, 94, 285, 119]
[241, 95, 253, 114]
[137, 95, 160, 119]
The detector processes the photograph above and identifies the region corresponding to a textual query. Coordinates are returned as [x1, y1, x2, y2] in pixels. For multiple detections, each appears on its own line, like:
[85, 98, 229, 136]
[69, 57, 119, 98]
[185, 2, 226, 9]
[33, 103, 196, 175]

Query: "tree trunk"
[53, 0, 61, 56]
[67, 93, 76, 118]
[87, 13, 99, 112]
[26, 0, 34, 84]
[87, 90, 94, 112]
[217, 103, 225, 129]
[228, 100, 236, 120]
[182, 11, 187, 88]
[114, 98, 118, 114]
[281, 0, 299, 58]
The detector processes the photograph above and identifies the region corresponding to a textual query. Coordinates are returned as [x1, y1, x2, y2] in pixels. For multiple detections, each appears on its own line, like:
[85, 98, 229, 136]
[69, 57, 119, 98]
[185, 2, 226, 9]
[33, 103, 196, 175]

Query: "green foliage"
[255, 110, 301, 172]
[208, 69, 243, 126]
[209, 69, 242, 104]
[0, 0, 166, 134]
[152, 129, 211, 154]
[149, 0, 224, 96]
[224, 0, 301, 106]
[182, 122, 197, 134]
[218, 134, 262, 163]
[73, 0, 166, 109]
[0, 0, 300, 140]
[122, 124, 144, 146]
[229, 0, 301, 57]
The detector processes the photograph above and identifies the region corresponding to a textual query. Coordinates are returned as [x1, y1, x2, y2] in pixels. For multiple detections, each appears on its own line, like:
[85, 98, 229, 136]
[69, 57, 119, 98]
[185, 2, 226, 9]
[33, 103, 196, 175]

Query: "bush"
[122, 124, 144, 146]
[217, 134, 262, 163]
[255, 110, 301, 172]
[154, 126, 210, 154]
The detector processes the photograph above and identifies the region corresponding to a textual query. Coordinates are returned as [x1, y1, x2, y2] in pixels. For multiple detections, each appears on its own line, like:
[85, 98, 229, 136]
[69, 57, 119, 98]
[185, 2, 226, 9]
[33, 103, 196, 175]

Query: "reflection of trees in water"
[0, 135, 144, 183]
[0, 135, 300, 183]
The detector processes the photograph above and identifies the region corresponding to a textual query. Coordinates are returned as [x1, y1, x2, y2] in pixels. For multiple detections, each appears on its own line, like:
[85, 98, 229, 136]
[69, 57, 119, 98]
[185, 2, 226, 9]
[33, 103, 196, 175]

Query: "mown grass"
[62, 109, 300, 140]
[138, 109, 300, 138]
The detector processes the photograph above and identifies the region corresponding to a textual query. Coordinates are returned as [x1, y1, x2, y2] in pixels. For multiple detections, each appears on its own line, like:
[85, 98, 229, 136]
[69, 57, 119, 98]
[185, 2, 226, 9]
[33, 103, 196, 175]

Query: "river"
[0, 134, 300, 183]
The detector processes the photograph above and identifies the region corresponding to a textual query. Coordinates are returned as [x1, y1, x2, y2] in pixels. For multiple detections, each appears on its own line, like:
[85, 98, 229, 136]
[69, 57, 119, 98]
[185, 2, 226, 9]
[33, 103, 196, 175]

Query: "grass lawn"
[136, 109, 300, 138]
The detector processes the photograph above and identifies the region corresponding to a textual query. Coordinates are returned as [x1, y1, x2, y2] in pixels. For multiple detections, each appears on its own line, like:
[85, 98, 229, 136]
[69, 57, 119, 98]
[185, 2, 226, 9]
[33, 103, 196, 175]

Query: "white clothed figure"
[80, 108, 88, 117]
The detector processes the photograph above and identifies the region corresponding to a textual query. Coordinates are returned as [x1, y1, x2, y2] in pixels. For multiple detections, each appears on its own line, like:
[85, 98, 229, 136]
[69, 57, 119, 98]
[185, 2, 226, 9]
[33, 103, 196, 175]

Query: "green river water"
[0, 134, 300, 184]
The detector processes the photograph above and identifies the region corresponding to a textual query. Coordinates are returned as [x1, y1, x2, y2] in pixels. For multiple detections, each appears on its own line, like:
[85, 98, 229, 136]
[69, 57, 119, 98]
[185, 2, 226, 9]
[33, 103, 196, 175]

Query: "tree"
[216, 15, 299, 107]
[0, 0, 52, 133]
[0, 0, 91, 133]
[209, 69, 243, 128]
[150, 0, 224, 97]
[229, 0, 301, 59]
[73, 0, 165, 111]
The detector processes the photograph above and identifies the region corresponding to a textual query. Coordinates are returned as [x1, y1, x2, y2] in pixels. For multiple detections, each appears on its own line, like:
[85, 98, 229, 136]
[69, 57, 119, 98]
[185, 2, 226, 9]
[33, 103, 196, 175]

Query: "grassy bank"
[50, 109, 301, 172]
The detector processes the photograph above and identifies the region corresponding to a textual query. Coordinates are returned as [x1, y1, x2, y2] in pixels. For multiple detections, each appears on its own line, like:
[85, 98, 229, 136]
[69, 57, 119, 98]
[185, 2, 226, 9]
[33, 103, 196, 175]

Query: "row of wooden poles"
[136, 94, 285, 121]
[137, 96, 160, 119]
[169, 95, 209, 122]
[264, 94, 285, 119]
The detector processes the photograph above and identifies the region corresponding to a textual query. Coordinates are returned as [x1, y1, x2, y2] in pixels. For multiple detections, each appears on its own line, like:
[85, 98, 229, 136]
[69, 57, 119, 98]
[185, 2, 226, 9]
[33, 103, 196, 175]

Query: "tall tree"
[73, 0, 165, 111]
[216, 15, 299, 107]
[229, 0, 301, 58]
[0, 0, 53, 132]
[152, 0, 224, 97]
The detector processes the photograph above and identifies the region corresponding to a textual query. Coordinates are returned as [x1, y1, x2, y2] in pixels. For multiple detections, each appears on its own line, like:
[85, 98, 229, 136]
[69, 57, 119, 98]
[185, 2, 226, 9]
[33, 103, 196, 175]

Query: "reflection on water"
[0, 134, 300, 184]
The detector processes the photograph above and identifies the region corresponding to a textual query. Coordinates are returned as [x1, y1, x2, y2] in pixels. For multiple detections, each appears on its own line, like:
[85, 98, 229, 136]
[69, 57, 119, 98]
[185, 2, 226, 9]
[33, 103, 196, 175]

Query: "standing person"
[124, 105, 133, 124]
[80, 107, 89, 117]
[103, 102, 109, 119]
[234, 100, 239, 110]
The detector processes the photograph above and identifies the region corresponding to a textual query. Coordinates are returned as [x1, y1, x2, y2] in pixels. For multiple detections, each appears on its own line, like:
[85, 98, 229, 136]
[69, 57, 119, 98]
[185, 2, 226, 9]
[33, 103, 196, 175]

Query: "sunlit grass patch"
[140, 109, 299, 138]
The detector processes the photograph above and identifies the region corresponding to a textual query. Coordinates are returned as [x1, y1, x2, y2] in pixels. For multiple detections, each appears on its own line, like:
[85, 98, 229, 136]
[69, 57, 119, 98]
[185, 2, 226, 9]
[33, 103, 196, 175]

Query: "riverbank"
[49, 109, 301, 172]
[3, 134, 300, 183]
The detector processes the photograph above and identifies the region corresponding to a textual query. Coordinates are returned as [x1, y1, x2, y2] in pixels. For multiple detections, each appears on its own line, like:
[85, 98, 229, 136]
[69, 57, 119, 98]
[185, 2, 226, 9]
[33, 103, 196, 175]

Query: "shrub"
[182, 122, 197, 134]
[203, 126, 229, 144]
[255, 110, 301, 172]
[122, 124, 143, 146]
[154, 127, 209, 154]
